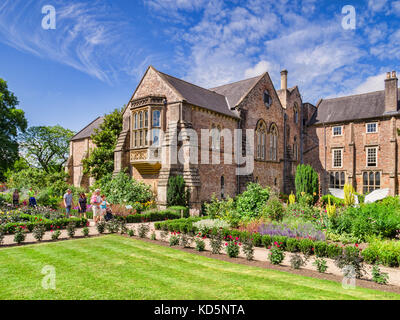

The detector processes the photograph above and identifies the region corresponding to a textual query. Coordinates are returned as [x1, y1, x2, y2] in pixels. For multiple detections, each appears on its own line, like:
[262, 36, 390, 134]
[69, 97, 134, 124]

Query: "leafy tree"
[96, 172, 153, 204]
[19, 125, 74, 173]
[167, 175, 190, 207]
[235, 183, 270, 219]
[295, 164, 319, 203]
[83, 108, 123, 180]
[0, 78, 27, 180]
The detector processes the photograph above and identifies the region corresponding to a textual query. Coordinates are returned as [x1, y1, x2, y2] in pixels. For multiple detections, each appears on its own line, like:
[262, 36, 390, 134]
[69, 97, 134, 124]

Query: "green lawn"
[0, 235, 398, 300]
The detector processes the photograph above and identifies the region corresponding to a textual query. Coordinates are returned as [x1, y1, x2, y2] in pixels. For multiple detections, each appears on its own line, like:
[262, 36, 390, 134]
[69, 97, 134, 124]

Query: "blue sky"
[0, 0, 399, 133]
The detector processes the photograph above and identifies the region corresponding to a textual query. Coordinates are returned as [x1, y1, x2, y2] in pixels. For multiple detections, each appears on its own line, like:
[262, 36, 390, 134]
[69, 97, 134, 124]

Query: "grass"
[0, 234, 399, 300]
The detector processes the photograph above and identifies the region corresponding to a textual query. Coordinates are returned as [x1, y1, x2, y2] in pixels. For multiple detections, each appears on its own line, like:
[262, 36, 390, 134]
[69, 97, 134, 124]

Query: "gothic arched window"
[270, 124, 278, 161]
[256, 120, 267, 160]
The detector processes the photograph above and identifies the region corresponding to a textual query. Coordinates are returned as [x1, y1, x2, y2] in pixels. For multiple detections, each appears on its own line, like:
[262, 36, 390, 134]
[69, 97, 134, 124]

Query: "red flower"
[225, 243, 228, 246]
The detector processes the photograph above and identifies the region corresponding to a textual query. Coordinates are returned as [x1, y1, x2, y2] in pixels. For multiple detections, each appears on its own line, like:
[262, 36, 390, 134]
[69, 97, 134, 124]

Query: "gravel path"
[2, 220, 400, 287]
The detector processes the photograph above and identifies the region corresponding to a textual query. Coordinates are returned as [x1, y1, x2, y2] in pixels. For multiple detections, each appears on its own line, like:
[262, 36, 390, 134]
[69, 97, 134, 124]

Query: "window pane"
[144, 111, 148, 127]
[152, 128, 160, 146]
[369, 172, 374, 187]
[375, 172, 380, 186]
[139, 112, 143, 129]
[153, 110, 161, 127]
[340, 172, 345, 187]
[335, 172, 339, 187]
[134, 113, 137, 129]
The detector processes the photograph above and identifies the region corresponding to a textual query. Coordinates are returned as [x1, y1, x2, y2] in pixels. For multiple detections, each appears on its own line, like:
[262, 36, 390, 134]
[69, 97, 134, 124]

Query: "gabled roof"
[71, 116, 104, 141]
[156, 70, 240, 118]
[310, 89, 400, 125]
[209, 74, 264, 109]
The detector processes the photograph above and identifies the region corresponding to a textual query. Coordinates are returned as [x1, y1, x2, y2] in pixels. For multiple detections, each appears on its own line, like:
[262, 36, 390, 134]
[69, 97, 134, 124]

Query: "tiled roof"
[209, 75, 263, 108]
[71, 116, 104, 141]
[157, 70, 242, 118]
[310, 89, 400, 124]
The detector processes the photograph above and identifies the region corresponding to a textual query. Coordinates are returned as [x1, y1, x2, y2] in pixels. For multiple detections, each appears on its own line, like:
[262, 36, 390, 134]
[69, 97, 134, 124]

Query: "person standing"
[78, 193, 87, 219]
[28, 188, 37, 208]
[90, 189, 102, 224]
[63, 189, 74, 218]
[12, 189, 20, 207]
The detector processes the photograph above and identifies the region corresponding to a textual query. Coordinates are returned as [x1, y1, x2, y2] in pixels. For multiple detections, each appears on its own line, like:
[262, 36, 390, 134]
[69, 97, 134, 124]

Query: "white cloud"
[0, 0, 156, 83]
[368, 0, 388, 12]
[244, 60, 273, 78]
[392, 1, 400, 15]
[353, 73, 385, 94]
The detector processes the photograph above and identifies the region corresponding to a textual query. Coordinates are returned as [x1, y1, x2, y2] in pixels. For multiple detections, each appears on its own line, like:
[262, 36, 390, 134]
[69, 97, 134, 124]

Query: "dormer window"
[263, 90, 272, 108]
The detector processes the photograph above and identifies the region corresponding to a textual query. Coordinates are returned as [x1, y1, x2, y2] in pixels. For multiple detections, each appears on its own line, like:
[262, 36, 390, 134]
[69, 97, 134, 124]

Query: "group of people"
[63, 189, 110, 224]
[12, 188, 37, 208]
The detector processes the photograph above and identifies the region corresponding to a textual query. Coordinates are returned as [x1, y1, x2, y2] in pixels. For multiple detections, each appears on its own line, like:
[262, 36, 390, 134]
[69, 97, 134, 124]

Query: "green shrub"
[262, 234, 272, 248]
[294, 164, 319, 203]
[167, 175, 190, 207]
[298, 238, 314, 255]
[95, 172, 153, 205]
[210, 229, 223, 254]
[372, 264, 389, 285]
[335, 246, 365, 279]
[225, 237, 240, 258]
[286, 238, 300, 252]
[321, 195, 344, 207]
[32, 224, 46, 241]
[261, 195, 284, 221]
[51, 229, 61, 240]
[127, 228, 135, 237]
[242, 238, 254, 260]
[313, 258, 328, 273]
[314, 241, 328, 258]
[268, 243, 285, 265]
[168, 206, 189, 218]
[13, 227, 26, 244]
[66, 222, 76, 238]
[290, 253, 306, 269]
[169, 233, 179, 246]
[195, 237, 206, 252]
[327, 244, 343, 259]
[235, 183, 270, 219]
[82, 227, 89, 237]
[96, 221, 106, 234]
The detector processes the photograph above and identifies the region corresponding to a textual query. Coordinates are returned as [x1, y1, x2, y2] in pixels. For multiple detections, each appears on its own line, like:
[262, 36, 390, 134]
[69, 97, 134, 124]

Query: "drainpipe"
[323, 122, 327, 194]
[283, 113, 287, 193]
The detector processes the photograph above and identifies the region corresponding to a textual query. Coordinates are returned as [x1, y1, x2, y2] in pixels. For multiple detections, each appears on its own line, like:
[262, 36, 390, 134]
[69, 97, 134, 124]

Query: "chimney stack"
[385, 70, 398, 113]
[281, 69, 288, 90]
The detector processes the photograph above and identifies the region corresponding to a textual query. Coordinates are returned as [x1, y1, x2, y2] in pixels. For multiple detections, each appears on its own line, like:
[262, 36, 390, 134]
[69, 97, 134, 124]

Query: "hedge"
[116, 209, 183, 223]
[1, 217, 88, 234]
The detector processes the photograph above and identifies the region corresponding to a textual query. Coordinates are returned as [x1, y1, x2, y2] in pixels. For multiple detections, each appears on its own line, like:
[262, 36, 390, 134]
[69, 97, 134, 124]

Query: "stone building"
[304, 71, 400, 196]
[66, 116, 104, 188]
[68, 66, 302, 213]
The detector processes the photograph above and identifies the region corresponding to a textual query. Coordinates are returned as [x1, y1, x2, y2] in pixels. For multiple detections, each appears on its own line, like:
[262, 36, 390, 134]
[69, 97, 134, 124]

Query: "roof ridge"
[71, 116, 103, 141]
[157, 70, 226, 98]
[323, 89, 387, 102]
[209, 74, 264, 90]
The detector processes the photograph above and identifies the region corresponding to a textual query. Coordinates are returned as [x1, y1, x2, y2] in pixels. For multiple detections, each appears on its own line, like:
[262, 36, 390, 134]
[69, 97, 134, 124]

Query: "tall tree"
[0, 78, 27, 180]
[83, 108, 123, 180]
[19, 125, 75, 173]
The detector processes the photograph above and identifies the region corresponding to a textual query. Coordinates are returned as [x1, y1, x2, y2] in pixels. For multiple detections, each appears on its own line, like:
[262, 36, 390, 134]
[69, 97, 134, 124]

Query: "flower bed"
[154, 217, 349, 260]
[115, 208, 186, 223]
